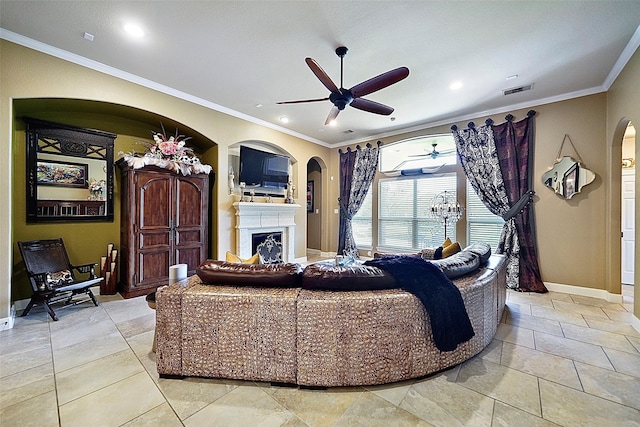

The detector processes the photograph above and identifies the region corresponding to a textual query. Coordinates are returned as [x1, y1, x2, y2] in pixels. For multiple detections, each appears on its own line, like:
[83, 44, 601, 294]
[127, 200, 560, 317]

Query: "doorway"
[306, 158, 322, 253]
[621, 122, 636, 285]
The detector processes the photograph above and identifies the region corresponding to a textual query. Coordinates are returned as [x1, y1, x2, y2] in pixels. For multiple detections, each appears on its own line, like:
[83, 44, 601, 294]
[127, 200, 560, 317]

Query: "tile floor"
[1, 283, 638, 426]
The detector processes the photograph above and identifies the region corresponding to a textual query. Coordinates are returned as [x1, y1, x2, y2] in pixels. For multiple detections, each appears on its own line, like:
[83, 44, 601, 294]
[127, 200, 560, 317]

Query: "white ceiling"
[2, 1, 640, 147]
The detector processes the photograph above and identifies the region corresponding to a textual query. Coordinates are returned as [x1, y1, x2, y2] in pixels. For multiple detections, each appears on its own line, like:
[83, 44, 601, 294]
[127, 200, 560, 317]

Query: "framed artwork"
[36, 159, 88, 188]
[307, 180, 314, 212]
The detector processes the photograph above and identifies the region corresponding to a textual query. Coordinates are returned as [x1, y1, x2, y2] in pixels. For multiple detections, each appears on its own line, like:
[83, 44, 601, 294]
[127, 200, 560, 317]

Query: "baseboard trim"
[631, 314, 640, 334]
[544, 282, 623, 303]
[0, 306, 16, 331]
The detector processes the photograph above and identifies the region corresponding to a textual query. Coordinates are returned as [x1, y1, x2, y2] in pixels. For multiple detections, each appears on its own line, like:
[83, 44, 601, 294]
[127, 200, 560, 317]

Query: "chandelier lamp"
[430, 191, 464, 239]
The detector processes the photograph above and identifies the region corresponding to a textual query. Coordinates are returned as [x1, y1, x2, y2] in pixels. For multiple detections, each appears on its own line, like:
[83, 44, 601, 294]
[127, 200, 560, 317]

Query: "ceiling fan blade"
[351, 98, 394, 115]
[350, 67, 410, 98]
[305, 58, 339, 93]
[324, 106, 340, 125]
[277, 97, 329, 105]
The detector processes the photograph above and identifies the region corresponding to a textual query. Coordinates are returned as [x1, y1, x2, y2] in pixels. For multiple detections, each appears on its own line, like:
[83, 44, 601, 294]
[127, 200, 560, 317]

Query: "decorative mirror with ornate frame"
[541, 134, 596, 200]
[24, 117, 115, 222]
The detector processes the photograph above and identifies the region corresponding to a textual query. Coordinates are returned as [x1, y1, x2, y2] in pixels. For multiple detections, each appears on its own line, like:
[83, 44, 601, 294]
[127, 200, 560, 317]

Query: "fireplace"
[233, 202, 300, 263]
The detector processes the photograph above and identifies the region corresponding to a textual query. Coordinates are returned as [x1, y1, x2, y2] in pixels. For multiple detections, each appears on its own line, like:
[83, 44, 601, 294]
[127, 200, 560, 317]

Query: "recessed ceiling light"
[506, 74, 518, 80]
[83, 32, 94, 42]
[124, 23, 144, 38]
[279, 116, 289, 123]
[449, 81, 463, 90]
[255, 103, 263, 108]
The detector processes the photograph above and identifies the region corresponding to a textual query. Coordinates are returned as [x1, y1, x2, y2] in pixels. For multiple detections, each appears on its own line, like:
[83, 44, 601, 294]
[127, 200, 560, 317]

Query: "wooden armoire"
[117, 159, 210, 298]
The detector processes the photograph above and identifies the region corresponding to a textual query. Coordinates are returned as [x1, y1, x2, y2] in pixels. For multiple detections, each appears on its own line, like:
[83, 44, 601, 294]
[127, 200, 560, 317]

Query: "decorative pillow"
[463, 242, 492, 265]
[374, 251, 421, 259]
[431, 251, 480, 279]
[225, 251, 260, 264]
[301, 262, 397, 291]
[196, 260, 302, 287]
[441, 241, 461, 258]
[46, 269, 73, 288]
[421, 247, 443, 260]
[442, 237, 452, 248]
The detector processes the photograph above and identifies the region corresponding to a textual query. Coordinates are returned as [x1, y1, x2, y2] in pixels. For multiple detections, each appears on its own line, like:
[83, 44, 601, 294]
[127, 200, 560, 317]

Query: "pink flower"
[159, 141, 178, 156]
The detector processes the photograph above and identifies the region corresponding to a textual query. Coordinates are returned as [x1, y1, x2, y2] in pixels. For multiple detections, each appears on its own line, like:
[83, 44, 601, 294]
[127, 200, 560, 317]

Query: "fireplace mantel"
[233, 202, 301, 262]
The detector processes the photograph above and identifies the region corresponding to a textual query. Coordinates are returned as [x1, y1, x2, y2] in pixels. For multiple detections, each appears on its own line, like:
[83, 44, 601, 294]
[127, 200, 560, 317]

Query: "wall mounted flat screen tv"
[239, 146, 289, 193]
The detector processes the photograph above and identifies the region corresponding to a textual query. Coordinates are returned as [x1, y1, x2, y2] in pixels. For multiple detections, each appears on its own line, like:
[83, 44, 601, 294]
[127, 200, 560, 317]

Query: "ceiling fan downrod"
[336, 46, 348, 90]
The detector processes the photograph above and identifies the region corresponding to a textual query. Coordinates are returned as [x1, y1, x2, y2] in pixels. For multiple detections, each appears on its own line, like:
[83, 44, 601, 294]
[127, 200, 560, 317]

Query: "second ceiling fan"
[278, 46, 409, 125]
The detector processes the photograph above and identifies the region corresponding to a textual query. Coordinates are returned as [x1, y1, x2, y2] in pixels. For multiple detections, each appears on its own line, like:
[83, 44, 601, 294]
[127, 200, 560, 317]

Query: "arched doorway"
[621, 123, 636, 294]
[306, 158, 323, 258]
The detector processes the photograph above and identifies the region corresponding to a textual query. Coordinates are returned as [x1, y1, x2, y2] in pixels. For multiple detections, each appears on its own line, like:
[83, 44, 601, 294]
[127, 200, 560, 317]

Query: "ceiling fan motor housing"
[330, 90, 354, 110]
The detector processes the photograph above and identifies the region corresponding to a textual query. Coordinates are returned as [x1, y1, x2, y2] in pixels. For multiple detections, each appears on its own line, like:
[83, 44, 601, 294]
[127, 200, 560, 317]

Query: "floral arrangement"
[121, 124, 212, 176]
[88, 178, 106, 200]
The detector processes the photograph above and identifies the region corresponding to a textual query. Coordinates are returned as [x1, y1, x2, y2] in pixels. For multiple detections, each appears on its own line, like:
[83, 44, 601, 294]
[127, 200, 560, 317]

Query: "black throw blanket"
[364, 256, 474, 352]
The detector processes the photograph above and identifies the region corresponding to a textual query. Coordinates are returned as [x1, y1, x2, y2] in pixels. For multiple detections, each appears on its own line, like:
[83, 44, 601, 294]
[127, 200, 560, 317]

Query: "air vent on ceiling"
[343, 129, 354, 134]
[503, 83, 533, 96]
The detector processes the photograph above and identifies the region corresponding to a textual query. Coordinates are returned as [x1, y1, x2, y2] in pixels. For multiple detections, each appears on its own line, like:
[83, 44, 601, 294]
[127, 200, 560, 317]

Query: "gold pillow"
[442, 241, 461, 258]
[442, 237, 452, 248]
[225, 251, 260, 264]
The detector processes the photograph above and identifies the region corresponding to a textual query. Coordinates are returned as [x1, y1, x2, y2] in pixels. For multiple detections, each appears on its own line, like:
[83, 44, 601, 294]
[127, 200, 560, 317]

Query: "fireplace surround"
[233, 202, 301, 263]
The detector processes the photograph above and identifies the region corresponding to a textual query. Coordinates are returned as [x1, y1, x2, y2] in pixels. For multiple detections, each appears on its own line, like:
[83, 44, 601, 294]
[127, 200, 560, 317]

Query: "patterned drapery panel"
[453, 112, 546, 292]
[492, 113, 546, 292]
[338, 143, 380, 258]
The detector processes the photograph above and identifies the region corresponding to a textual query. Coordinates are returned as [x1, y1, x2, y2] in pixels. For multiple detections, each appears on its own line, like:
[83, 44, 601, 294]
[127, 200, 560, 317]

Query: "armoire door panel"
[138, 176, 172, 229]
[139, 231, 171, 249]
[175, 178, 206, 227]
[138, 252, 171, 284]
[175, 247, 203, 271]
[175, 229, 202, 245]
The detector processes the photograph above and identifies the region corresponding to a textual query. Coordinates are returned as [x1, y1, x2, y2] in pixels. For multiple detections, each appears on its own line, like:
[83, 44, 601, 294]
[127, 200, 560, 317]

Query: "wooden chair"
[17, 238, 102, 321]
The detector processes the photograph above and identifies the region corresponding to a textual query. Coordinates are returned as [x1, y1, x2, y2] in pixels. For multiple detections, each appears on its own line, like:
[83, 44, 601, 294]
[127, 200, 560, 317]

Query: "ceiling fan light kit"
[277, 46, 409, 125]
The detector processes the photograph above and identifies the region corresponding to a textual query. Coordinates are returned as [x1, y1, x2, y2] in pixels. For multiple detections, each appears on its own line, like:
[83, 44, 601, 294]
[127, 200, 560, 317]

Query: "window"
[466, 181, 504, 250]
[379, 134, 457, 173]
[352, 184, 373, 247]
[378, 173, 457, 251]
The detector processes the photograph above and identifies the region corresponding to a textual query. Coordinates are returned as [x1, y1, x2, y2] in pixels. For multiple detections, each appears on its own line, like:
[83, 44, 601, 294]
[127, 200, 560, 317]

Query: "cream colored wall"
[0, 40, 331, 319]
[607, 47, 640, 318]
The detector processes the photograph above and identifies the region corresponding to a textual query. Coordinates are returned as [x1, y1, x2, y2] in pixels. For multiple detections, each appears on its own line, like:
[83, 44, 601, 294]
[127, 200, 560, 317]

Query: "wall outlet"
[334, 209, 339, 214]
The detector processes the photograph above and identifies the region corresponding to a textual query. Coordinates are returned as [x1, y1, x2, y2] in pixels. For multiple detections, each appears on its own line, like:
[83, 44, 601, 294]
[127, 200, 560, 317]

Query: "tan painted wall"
[347, 94, 610, 291]
[607, 47, 640, 317]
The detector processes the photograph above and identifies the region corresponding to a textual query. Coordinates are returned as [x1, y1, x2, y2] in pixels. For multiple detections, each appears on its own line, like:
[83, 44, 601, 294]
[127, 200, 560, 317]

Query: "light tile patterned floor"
[1, 284, 638, 426]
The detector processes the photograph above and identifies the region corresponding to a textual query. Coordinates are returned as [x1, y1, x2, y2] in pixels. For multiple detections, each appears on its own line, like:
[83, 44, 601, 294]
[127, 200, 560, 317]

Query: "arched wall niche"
[13, 98, 218, 154]
[228, 140, 299, 190]
[12, 98, 218, 301]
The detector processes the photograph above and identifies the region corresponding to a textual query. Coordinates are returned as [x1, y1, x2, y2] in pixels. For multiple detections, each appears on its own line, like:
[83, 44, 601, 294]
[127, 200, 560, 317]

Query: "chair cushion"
[196, 260, 302, 287]
[301, 262, 397, 291]
[46, 269, 73, 288]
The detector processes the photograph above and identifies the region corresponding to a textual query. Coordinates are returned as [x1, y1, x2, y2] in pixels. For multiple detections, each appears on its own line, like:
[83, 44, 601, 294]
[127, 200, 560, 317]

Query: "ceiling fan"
[277, 46, 409, 125]
[410, 143, 456, 159]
